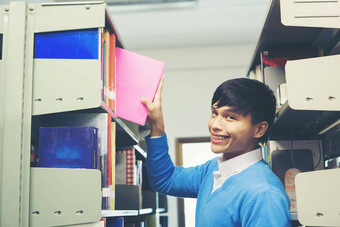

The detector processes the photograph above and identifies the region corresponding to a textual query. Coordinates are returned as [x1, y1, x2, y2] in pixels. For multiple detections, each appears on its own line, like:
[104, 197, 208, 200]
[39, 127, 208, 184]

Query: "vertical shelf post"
[0, 2, 32, 226]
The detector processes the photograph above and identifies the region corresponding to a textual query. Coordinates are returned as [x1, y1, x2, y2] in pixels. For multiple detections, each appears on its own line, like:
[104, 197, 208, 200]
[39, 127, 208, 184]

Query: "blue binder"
[39, 126, 99, 168]
[34, 28, 99, 59]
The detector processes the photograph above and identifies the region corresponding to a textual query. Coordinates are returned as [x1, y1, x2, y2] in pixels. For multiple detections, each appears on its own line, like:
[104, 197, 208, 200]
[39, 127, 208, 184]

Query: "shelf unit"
[0, 1, 158, 226]
[248, 0, 340, 226]
[248, 0, 340, 140]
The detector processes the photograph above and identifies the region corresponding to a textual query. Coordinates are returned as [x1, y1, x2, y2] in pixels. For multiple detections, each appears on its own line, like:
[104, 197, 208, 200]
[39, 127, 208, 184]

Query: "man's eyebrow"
[222, 109, 238, 115]
[211, 105, 239, 114]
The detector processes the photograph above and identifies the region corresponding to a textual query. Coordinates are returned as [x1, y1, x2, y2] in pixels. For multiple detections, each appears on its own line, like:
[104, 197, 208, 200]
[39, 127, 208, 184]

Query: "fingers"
[140, 97, 152, 109]
[154, 74, 164, 101]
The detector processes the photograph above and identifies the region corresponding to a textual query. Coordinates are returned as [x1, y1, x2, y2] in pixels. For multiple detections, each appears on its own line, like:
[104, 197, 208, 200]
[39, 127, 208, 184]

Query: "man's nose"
[211, 116, 224, 131]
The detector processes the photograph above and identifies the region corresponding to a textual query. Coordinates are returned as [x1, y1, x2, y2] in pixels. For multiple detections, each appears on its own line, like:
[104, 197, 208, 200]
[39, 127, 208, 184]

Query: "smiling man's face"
[208, 103, 264, 160]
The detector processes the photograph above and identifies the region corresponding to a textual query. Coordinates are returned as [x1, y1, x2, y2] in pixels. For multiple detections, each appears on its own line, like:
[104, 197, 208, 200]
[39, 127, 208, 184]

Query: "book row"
[31, 112, 144, 210]
[63, 215, 168, 227]
[34, 28, 165, 125]
[248, 49, 318, 111]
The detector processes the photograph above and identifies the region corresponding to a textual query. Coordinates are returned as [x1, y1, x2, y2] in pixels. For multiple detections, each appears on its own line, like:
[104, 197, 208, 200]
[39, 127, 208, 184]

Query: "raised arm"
[140, 75, 165, 137]
[140, 76, 213, 197]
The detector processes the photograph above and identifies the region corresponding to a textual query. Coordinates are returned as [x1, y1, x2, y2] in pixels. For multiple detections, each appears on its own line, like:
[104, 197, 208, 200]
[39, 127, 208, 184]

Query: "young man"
[141, 77, 291, 226]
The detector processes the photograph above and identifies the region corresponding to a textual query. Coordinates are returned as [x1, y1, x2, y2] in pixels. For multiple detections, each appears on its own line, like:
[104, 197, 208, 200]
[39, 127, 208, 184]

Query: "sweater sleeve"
[241, 188, 292, 227]
[145, 133, 211, 198]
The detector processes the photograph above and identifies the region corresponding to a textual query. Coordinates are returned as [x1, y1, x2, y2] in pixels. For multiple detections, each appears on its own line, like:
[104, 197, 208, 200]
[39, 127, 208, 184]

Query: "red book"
[116, 148, 135, 185]
[109, 33, 116, 111]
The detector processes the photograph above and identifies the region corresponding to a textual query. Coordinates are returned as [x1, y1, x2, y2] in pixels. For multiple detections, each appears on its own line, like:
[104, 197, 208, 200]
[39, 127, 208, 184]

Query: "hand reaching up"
[140, 75, 165, 137]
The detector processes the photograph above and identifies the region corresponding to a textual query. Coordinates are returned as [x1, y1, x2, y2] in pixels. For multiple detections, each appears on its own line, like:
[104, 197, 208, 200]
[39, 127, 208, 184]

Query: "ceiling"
[107, 0, 271, 50]
[15, 0, 271, 50]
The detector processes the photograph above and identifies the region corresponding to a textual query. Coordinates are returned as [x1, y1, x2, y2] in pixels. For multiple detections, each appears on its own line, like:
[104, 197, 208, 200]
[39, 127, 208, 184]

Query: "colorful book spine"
[135, 160, 143, 186]
[116, 148, 136, 185]
[100, 27, 104, 102]
[103, 33, 107, 103]
[110, 121, 116, 210]
[125, 148, 135, 185]
[104, 29, 110, 107]
[109, 32, 116, 111]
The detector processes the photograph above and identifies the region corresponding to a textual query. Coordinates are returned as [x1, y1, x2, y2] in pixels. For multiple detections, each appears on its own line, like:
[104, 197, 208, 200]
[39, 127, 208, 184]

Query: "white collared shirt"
[212, 148, 263, 193]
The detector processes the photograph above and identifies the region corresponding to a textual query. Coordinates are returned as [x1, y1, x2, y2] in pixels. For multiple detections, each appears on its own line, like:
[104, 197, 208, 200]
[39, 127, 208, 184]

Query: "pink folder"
[115, 47, 165, 125]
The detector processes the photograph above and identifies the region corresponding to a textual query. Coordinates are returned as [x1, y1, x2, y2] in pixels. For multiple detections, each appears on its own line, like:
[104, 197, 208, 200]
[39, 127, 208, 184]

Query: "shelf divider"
[29, 168, 102, 227]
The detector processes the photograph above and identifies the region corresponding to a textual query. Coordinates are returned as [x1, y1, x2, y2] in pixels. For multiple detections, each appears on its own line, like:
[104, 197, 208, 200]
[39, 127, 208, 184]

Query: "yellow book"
[110, 121, 116, 210]
[104, 29, 110, 106]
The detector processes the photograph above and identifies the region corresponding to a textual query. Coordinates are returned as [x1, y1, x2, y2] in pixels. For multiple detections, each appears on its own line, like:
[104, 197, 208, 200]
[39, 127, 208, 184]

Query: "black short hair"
[211, 78, 276, 143]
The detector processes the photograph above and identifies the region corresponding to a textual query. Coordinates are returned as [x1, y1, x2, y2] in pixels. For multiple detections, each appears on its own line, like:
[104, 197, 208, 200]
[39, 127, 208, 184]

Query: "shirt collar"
[217, 148, 263, 177]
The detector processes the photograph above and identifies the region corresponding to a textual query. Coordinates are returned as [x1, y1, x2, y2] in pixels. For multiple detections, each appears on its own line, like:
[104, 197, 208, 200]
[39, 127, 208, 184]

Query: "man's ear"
[254, 121, 268, 139]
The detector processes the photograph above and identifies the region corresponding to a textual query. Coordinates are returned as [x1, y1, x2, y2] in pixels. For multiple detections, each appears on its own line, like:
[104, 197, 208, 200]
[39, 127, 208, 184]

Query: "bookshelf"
[248, 0, 340, 225]
[0, 1, 164, 227]
[248, 0, 340, 140]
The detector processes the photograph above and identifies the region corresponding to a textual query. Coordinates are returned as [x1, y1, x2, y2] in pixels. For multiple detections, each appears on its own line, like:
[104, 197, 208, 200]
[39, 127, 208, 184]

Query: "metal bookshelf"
[248, 0, 340, 226]
[248, 0, 340, 141]
[0, 1, 150, 226]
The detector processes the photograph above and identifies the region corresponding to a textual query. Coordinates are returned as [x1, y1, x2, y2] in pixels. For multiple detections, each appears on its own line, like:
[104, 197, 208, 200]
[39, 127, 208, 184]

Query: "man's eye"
[226, 115, 236, 120]
[211, 111, 217, 116]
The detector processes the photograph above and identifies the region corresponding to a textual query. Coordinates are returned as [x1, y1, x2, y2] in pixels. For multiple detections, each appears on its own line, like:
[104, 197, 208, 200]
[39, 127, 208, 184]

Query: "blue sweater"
[145, 134, 292, 227]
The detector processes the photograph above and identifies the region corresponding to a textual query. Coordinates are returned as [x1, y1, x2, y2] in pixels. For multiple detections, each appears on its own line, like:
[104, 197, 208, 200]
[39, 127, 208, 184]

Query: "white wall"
[135, 44, 255, 226]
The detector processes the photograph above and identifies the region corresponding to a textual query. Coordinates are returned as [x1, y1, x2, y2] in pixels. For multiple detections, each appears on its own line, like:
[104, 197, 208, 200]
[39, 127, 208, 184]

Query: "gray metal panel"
[22, 4, 37, 226]
[286, 55, 340, 111]
[0, 2, 31, 226]
[31, 1, 105, 33]
[0, 6, 5, 32]
[281, 0, 340, 28]
[30, 168, 102, 227]
[295, 168, 340, 226]
[32, 59, 102, 115]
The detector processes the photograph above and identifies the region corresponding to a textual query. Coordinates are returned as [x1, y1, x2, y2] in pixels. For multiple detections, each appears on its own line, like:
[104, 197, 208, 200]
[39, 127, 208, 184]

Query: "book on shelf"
[116, 148, 135, 185]
[102, 29, 116, 110]
[33, 27, 164, 126]
[100, 27, 104, 103]
[115, 47, 165, 125]
[33, 113, 114, 210]
[103, 29, 107, 104]
[104, 29, 110, 107]
[106, 217, 124, 227]
[109, 32, 116, 112]
[34, 28, 100, 59]
[39, 126, 99, 169]
[116, 148, 143, 186]
[109, 119, 116, 210]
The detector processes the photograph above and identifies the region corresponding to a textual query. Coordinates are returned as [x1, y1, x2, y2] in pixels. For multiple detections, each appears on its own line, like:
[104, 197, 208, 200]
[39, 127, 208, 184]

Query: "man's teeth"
[213, 135, 228, 140]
